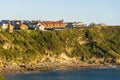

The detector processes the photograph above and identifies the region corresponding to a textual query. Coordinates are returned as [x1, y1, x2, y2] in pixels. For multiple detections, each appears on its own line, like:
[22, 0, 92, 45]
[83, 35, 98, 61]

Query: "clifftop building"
[36, 20, 66, 30]
[89, 23, 106, 27]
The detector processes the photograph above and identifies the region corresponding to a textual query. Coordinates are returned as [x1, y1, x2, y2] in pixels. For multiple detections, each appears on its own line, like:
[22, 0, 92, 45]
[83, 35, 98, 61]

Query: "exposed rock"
[78, 37, 87, 45]
[3, 42, 11, 50]
[3, 42, 14, 50]
[66, 47, 73, 54]
[60, 53, 71, 61]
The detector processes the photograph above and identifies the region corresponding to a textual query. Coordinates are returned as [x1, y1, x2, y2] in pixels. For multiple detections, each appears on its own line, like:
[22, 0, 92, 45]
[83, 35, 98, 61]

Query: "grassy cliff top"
[0, 26, 120, 65]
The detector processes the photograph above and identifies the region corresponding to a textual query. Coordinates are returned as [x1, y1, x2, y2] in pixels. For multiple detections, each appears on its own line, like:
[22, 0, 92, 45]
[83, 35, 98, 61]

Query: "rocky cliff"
[0, 26, 120, 73]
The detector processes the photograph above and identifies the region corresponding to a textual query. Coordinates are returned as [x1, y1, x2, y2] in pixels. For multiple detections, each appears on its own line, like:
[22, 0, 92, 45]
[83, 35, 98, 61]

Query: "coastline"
[0, 27, 120, 75]
[0, 62, 118, 74]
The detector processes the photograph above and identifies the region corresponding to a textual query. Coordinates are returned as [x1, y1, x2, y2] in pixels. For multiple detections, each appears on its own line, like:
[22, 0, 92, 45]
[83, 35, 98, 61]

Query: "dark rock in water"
[20, 65, 26, 69]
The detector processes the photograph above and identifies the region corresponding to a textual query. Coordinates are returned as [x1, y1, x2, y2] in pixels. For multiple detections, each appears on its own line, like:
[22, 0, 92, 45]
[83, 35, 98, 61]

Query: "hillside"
[0, 26, 120, 72]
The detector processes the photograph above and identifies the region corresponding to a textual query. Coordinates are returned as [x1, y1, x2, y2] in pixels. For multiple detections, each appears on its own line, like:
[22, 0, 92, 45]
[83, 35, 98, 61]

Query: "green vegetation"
[0, 75, 4, 80]
[0, 26, 120, 65]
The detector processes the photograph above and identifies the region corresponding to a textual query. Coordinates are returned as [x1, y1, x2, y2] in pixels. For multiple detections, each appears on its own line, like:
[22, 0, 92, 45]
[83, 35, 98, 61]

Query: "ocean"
[3, 67, 120, 80]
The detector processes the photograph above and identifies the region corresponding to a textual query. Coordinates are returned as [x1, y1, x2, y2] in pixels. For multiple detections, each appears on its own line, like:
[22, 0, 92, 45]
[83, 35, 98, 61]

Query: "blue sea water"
[3, 67, 120, 80]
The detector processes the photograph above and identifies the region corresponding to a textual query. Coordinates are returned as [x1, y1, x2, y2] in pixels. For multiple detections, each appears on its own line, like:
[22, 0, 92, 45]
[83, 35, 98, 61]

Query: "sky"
[0, 0, 120, 25]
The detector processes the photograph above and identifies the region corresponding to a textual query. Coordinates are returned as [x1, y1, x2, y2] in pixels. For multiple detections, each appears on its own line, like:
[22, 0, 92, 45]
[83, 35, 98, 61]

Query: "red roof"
[39, 21, 66, 28]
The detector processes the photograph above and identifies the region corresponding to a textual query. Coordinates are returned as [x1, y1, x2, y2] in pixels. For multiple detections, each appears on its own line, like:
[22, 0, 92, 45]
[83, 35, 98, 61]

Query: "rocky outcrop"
[0, 26, 120, 73]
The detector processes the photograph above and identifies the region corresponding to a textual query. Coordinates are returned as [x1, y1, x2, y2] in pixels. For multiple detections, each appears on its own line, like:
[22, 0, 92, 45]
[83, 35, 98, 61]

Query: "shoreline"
[1, 62, 119, 74]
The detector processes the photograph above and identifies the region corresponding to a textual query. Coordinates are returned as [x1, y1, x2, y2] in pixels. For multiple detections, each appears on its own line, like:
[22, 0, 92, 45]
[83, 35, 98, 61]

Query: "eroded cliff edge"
[0, 26, 120, 73]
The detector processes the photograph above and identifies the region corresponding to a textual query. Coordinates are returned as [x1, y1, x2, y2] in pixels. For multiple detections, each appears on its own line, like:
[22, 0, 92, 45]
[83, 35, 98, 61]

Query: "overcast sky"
[0, 0, 120, 25]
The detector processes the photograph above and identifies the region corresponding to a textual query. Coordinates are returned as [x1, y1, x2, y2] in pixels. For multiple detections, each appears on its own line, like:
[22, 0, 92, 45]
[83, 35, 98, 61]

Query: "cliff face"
[0, 26, 120, 68]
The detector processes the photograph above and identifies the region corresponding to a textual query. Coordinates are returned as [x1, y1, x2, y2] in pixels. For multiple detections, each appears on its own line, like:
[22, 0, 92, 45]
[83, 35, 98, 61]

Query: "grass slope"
[0, 26, 120, 65]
